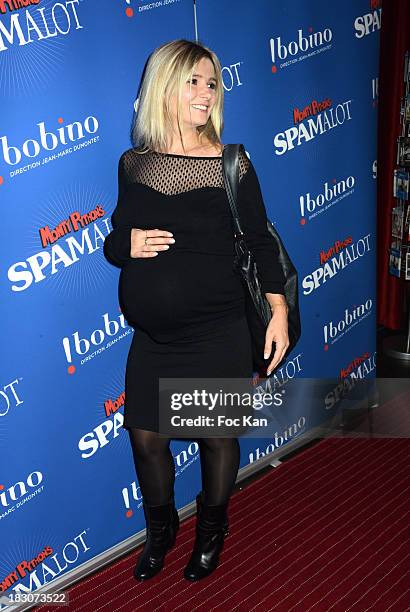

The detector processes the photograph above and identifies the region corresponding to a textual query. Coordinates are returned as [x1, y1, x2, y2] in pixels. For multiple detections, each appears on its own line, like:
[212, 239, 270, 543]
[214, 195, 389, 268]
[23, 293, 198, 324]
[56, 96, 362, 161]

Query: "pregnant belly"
[119, 252, 244, 339]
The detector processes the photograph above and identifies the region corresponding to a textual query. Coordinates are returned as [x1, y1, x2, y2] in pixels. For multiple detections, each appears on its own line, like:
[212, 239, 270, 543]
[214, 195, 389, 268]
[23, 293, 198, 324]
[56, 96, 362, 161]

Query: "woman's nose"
[199, 93, 211, 105]
[198, 84, 212, 98]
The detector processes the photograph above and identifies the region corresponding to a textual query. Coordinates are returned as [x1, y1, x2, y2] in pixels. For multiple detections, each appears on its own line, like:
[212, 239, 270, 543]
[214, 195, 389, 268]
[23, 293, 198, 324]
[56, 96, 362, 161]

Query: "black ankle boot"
[133, 500, 179, 581]
[196, 491, 229, 536]
[183, 501, 228, 581]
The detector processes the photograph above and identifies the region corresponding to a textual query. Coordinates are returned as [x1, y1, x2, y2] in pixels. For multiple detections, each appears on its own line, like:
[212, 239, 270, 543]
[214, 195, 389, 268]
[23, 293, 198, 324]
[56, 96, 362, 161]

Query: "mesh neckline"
[151, 148, 224, 159]
[121, 145, 249, 196]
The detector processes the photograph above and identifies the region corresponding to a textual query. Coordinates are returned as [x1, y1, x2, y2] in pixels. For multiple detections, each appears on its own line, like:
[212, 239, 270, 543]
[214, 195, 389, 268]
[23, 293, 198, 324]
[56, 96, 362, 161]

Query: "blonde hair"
[132, 39, 224, 154]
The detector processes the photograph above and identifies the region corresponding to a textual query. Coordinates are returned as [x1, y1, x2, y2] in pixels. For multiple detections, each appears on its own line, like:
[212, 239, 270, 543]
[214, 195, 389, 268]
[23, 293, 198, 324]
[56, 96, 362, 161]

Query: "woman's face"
[169, 57, 218, 135]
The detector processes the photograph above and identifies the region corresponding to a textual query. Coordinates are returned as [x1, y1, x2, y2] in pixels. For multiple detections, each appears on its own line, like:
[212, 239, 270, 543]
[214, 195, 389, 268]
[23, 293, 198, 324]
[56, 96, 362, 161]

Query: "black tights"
[128, 428, 240, 506]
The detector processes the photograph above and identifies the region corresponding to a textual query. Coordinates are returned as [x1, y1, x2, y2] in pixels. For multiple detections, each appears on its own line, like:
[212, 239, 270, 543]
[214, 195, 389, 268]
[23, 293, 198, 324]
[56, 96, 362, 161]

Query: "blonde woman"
[104, 39, 289, 582]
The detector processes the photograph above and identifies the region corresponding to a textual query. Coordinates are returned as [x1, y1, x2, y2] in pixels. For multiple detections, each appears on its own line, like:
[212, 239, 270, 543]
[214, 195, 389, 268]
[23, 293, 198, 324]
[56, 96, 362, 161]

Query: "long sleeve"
[237, 146, 286, 295]
[103, 151, 133, 267]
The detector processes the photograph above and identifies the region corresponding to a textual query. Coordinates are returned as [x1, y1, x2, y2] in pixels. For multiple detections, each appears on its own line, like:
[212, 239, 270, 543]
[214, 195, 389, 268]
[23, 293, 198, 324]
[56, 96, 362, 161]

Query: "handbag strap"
[222, 144, 244, 238]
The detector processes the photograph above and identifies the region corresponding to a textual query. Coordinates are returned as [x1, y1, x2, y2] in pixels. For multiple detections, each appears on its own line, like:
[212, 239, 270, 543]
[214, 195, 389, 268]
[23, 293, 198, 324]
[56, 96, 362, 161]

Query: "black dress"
[104, 145, 285, 432]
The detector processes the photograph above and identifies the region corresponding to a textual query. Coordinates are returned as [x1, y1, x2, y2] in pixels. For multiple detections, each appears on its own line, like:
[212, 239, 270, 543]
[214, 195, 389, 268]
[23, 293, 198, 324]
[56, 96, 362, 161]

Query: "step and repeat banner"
[0, 0, 380, 605]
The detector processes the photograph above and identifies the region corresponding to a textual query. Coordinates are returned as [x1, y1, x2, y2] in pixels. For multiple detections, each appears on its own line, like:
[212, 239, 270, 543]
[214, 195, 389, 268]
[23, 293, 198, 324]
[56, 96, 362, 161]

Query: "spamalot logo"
[273, 96, 352, 156]
[302, 233, 371, 295]
[39, 206, 105, 247]
[0, 0, 83, 52]
[0, 0, 40, 14]
[7, 212, 111, 292]
[324, 350, 376, 411]
[0, 529, 91, 608]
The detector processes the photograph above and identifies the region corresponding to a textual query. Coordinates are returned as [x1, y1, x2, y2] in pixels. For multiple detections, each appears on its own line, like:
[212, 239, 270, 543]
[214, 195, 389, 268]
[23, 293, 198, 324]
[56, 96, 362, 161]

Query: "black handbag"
[222, 144, 301, 376]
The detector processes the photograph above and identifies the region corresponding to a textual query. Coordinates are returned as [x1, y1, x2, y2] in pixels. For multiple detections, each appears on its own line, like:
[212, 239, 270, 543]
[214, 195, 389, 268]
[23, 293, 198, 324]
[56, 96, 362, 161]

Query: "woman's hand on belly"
[130, 228, 175, 258]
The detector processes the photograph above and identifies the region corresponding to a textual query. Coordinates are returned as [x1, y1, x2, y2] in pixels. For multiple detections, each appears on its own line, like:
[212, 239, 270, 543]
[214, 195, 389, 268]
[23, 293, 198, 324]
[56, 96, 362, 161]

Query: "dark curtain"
[377, 0, 410, 329]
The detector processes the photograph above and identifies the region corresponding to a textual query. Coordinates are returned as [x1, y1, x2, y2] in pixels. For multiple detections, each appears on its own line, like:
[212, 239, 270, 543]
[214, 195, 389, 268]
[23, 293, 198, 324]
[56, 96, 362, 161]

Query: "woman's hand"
[130, 228, 175, 258]
[264, 302, 290, 376]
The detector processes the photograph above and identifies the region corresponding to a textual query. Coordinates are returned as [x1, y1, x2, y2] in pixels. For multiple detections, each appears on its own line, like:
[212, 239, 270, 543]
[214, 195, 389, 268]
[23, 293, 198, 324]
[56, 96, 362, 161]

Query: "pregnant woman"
[104, 39, 289, 582]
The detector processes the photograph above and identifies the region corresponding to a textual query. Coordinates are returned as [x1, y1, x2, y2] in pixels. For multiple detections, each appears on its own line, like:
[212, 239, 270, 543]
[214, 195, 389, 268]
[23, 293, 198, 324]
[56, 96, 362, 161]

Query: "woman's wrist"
[265, 293, 288, 313]
[270, 304, 289, 318]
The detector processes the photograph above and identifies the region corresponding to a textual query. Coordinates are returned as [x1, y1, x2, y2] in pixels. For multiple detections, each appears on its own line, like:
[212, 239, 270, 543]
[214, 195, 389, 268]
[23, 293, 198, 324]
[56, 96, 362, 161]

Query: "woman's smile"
[191, 104, 209, 112]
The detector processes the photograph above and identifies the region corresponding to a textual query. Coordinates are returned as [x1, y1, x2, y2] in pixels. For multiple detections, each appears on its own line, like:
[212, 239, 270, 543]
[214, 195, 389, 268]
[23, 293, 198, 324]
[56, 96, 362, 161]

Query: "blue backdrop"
[0, 0, 380, 603]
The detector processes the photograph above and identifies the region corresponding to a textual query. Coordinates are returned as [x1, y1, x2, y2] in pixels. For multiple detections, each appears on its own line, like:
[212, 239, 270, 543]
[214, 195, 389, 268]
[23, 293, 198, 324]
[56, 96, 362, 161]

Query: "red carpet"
[36, 437, 409, 611]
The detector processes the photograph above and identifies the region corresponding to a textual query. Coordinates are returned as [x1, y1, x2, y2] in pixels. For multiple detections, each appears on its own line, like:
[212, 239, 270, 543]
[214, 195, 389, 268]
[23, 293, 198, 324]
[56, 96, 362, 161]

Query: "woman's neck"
[163, 130, 219, 155]
[165, 139, 221, 156]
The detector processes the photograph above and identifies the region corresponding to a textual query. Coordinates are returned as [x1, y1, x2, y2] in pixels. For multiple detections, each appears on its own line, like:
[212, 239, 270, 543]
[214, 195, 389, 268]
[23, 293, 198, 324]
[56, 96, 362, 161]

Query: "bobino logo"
[270, 26, 332, 73]
[323, 298, 373, 350]
[124, 0, 134, 18]
[298, 174, 355, 225]
[122, 480, 143, 518]
[0, 115, 100, 182]
[372, 77, 379, 107]
[121, 442, 199, 518]
[123, 0, 179, 18]
[0, 471, 44, 522]
[354, 1, 382, 39]
[62, 311, 132, 374]
[0, 378, 23, 418]
[248, 417, 306, 464]
[0, 0, 83, 52]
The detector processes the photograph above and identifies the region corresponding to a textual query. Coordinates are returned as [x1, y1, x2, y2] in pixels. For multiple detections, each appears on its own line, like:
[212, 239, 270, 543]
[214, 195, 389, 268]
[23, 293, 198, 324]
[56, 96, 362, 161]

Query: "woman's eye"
[187, 79, 216, 89]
